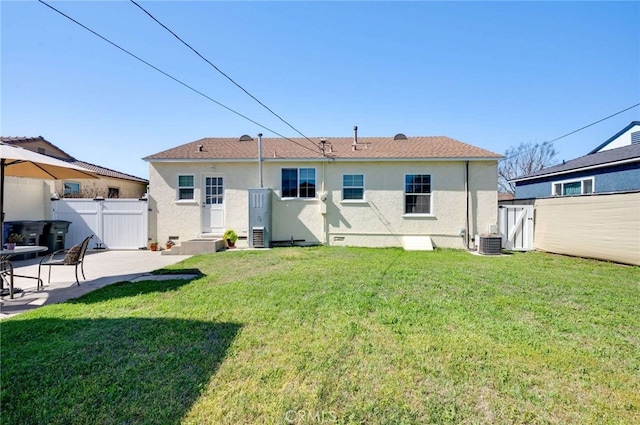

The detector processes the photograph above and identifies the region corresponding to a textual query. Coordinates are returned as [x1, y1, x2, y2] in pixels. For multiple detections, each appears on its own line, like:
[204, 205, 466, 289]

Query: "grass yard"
[1, 247, 639, 424]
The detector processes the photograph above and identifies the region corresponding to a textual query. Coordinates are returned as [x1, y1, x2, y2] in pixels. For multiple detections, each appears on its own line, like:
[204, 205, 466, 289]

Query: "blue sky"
[2, 1, 639, 179]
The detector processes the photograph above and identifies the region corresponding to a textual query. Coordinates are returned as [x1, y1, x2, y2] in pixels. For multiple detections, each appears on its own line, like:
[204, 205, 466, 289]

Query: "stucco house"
[1, 136, 148, 199]
[511, 121, 640, 199]
[144, 130, 501, 249]
[1, 136, 148, 222]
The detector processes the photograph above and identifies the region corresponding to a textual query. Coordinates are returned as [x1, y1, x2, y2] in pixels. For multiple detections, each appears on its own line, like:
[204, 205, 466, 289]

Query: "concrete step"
[162, 238, 225, 255]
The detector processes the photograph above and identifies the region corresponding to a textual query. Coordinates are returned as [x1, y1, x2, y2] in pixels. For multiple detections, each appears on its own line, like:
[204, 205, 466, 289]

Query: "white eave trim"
[510, 157, 640, 183]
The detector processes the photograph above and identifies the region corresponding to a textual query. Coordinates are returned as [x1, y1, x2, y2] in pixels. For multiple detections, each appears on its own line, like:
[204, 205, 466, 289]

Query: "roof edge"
[510, 156, 640, 183]
[588, 121, 640, 154]
[144, 156, 502, 163]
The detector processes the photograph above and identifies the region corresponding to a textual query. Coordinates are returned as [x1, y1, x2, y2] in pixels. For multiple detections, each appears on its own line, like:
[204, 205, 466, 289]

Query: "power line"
[129, 0, 320, 152]
[501, 102, 640, 162]
[37, 0, 321, 156]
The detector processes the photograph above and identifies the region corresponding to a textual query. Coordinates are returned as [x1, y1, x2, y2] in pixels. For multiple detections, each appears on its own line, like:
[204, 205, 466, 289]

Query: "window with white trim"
[342, 174, 364, 200]
[204, 176, 223, 204]
[177, 175, 195, 200]
[282, 168, 316, 198]
[405, 174, 431, 214]
[552, 177, 594, 196]
[63, 181, 80, 197]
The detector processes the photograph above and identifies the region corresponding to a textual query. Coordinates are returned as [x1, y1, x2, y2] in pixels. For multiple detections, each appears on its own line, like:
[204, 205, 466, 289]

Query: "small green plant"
[223, 230, 238, 244]
[6, 233, 24, 243]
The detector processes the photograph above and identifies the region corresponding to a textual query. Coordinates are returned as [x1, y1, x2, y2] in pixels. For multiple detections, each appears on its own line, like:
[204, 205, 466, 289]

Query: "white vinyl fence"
[51, 198, 148, 250]
[498, 205, 534, 251]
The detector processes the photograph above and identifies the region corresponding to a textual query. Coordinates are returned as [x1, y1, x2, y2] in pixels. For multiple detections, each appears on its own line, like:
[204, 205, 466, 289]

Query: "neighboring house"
[144, 132, 501, 249]
[588, 120, 640, 153]
[1, 136, 148, 224]
[506, 122, 640, 266]
[511, 122, 640, 199]
[1, 136, 148, 199]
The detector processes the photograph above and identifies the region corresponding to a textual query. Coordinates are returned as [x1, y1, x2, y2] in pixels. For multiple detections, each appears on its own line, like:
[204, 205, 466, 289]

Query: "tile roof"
[498, 192, 515, 201]
[513, 143, 640, 182]
[143, 135, 502, 161]
[69, 160, 148, 183]
[1, 136, 148, 183]
[0, 136, 75, 160]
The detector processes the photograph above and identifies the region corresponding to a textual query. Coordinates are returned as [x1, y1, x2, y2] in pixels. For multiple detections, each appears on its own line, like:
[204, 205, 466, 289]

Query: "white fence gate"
[51, 198, 148, 250]
[498, 205, 534, 251]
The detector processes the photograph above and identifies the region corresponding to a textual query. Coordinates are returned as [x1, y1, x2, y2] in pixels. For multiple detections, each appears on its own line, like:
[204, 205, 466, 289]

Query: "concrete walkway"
[0, 250, 192, 319]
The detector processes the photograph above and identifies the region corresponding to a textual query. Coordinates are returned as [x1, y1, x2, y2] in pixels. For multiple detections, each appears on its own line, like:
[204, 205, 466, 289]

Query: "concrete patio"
[0, 250, 192, 319]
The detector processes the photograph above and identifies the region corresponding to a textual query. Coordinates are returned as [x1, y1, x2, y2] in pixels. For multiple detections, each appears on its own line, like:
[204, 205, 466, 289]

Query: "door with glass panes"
[202, 176, 224, 234]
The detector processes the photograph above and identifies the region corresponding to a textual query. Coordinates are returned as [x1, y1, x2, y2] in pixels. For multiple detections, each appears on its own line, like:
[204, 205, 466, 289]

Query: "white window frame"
[551, 176, 595, 196]
[281, 168, 317, 199]
[341, 173, 365, 202]
[177, 174, 195, 201]
[63, 181, 81, 197]
[403, 173, 433, 216]
[204, 176, 224, 205]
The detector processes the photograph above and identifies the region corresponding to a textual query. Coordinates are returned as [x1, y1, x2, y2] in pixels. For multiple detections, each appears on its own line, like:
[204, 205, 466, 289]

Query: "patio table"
[1, 245, 47, 298]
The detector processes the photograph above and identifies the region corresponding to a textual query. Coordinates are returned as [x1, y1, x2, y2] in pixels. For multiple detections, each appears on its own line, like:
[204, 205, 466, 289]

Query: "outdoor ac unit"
[248, 188, 272, 248]
[478, 235, 502, 255]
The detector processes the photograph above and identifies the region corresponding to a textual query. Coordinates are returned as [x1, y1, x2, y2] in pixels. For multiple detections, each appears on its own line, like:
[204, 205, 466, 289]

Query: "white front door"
[202, 176, 224, 235]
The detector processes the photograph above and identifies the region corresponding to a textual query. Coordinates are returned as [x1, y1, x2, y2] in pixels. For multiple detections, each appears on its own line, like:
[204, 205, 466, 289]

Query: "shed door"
[202, 176, 224, 235]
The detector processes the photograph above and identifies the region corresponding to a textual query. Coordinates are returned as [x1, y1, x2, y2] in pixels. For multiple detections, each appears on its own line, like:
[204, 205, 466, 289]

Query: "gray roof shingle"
[513, 143, 640, 181]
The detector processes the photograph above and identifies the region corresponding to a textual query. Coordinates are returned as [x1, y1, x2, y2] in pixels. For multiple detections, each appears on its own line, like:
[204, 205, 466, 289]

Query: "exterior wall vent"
[478, 235, 502, 255]
[252, 227, 265, 247]
[631, 131, 640, 145]
[394, 133, 408, 141]
[239, 135, 253, 141]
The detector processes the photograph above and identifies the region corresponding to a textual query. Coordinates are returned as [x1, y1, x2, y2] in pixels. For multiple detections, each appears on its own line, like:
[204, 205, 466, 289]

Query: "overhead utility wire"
[37, 0, 320, 156]
[501, 102, 640, 161]
[129, 0, 319, 152]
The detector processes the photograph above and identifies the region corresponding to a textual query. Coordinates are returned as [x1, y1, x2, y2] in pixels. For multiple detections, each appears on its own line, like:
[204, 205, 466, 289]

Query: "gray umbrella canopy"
[1, 142, 98, 246]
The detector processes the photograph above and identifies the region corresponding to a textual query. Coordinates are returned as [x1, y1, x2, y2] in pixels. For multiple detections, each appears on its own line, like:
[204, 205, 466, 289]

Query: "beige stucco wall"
[53, 177, 147, 199]
[149, 159, 498, 249]
[3, 176, 55, 221]
[149, 162, 259, 244]
[534, 192, 640, 265]
[323, 160, 497, 248]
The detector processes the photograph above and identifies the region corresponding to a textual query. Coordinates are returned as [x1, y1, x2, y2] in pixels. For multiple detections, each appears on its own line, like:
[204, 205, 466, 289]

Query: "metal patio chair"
[1, 260, 15, 298]
[37, 235, 93, 288]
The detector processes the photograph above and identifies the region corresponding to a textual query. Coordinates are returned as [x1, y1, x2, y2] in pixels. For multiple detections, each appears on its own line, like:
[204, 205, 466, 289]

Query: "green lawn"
[2, 248, 639, 424]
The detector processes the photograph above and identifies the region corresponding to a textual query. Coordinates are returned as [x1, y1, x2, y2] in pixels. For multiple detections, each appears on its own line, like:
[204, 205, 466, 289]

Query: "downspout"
[257, 133, 263, 188]
[465, 161, 470, 250]
[322, 156, 327, 245]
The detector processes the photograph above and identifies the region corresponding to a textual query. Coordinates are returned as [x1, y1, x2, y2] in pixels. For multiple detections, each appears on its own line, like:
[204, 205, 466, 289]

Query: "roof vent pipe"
[197, 144, 204, 152]
[257, 133, 263, 188]
[353, 126, 358, 145]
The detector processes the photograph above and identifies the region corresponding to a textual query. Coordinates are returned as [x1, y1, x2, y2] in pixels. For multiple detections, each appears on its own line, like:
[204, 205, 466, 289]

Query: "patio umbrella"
[0, 142, 98, 246]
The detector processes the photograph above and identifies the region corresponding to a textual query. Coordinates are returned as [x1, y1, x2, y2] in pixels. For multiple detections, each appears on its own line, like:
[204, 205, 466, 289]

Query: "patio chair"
[37, 235, 93, 289]
[1, 260, 15, 299]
